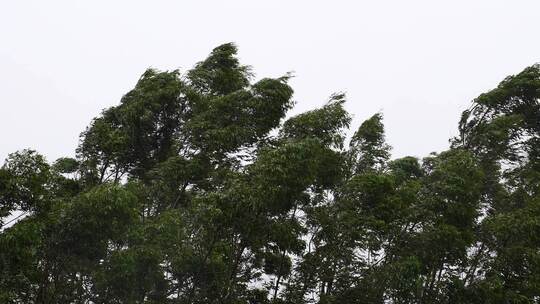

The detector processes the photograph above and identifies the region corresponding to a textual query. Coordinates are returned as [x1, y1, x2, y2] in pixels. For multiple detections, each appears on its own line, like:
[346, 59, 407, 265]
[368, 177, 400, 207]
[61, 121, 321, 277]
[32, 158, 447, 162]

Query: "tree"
[1, 45, 540, 304]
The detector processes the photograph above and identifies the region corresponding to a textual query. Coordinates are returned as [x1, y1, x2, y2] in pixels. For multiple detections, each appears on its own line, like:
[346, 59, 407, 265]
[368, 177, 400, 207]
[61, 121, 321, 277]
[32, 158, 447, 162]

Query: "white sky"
[1, 1, 540, 164]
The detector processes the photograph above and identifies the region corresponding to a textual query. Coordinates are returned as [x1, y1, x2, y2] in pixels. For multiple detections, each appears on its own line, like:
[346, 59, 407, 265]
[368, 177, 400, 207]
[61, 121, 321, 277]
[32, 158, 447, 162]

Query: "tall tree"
[1, 46, 540, 304]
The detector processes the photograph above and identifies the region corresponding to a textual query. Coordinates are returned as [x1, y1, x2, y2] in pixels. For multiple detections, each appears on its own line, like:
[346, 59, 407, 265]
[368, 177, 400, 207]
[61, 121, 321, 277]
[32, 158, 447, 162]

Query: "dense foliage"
[1, 44, 540, 303]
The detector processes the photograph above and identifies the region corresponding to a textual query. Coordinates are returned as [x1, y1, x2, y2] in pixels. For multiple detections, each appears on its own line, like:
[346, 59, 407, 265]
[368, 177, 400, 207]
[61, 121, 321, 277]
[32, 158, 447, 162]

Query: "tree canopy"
[1, 44, 540, 303]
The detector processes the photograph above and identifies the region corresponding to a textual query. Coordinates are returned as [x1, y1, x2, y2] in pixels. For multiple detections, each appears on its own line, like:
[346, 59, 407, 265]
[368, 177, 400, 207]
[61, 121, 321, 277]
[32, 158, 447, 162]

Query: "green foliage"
[281, 93, 351, 149]
[1, 46, 540, 304]
[349, 113, 391, 174]
[1, 149, 52, 213]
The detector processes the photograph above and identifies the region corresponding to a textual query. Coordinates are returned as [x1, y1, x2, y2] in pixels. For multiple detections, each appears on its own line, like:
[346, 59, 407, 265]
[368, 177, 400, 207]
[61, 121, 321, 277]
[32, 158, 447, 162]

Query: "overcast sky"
[1, 1, 540, 164]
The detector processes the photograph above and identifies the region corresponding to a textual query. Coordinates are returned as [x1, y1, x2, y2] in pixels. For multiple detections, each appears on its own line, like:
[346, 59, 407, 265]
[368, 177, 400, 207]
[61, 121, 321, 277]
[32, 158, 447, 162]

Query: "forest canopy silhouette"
[1, 43, 540, 303]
